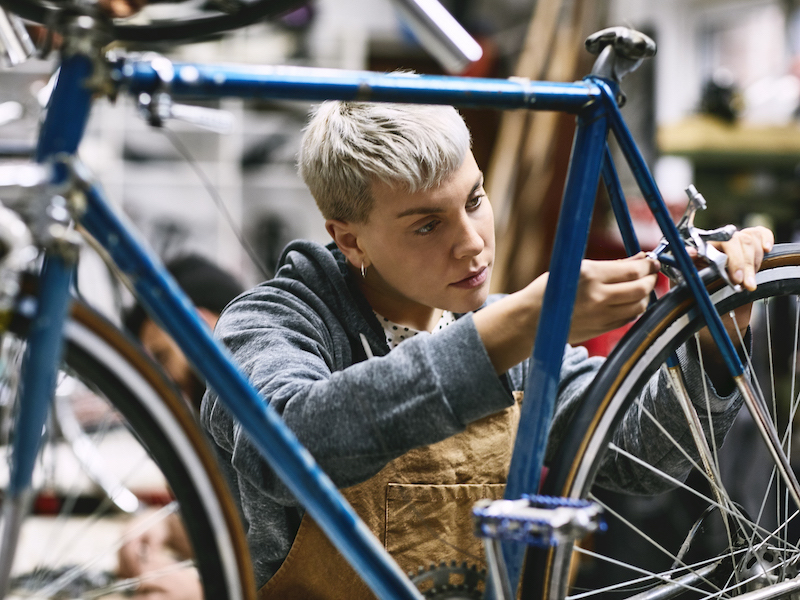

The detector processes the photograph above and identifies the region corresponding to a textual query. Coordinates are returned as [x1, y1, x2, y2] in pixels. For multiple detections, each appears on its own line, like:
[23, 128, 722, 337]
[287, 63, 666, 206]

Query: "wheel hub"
[737, 545, 800, 596]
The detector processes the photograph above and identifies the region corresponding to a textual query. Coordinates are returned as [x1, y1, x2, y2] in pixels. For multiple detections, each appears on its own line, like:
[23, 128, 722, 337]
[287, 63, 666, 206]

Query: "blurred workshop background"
[1, 0, 798, 587]
[2, 0, 799, 320]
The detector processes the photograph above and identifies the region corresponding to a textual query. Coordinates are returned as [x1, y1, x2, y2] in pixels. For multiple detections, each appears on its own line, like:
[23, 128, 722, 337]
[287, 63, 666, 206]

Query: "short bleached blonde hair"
[298, 100, 471, 223]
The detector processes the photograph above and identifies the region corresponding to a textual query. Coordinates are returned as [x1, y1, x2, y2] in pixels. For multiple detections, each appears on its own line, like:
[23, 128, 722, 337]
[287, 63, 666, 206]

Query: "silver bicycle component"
[55, 11, 112, 59]
[0, 158, 88, 261]
[390, 0, 482, 74]
[586, 27, 656, 105]
[473, 496, 604, 547]
[650, 185, 741, 291]
[474, 496, 603, 600]
[53, 379, 141, 514]
[0, 6, 35, 67]
[737, 545, 800, 594]
[0, 203, 35, 321]
[138, 91, 235, 133]
[0, 163, 52, 258]
[135, 55, 235, 133]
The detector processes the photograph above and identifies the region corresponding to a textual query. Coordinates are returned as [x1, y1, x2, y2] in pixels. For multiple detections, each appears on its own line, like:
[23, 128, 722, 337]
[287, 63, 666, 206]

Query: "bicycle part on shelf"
[0, 203, 34, 331]
[409, 561, 484, 600]
[527, 243, 800, 600]
[472, 495, 605, 548]
[390, 0, 482, 74]
[0, 158, 87, 261]
[587, 27, 656, 101]
[0, 163, 51, 204]
[0, 5, 34, 66]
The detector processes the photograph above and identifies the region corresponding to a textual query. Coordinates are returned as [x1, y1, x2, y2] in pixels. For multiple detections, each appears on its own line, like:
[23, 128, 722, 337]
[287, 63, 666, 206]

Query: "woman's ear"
[325, 219, 366, 268]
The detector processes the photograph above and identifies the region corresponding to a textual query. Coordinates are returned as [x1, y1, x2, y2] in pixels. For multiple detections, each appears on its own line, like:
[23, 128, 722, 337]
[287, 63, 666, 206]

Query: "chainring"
[409, 561, 485, 599]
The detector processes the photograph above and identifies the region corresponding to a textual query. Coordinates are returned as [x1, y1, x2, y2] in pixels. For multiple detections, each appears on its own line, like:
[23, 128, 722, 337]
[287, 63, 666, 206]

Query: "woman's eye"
[467, 194, 485, 210]
[415, 220, 440, 235]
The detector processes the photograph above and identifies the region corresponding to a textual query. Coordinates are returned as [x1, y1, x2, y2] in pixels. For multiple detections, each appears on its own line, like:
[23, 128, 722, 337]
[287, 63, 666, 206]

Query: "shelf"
[657, 115, 800, 167]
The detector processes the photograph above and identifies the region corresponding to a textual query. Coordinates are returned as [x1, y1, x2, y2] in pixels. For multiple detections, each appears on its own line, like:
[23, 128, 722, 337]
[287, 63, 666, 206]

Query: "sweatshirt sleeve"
[545, 343, 745, 495]
[201, 289, 514, 506]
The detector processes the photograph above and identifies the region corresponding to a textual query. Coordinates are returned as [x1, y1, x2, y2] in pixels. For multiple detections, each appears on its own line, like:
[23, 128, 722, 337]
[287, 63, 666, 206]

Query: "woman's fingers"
[569, 256, 660, 344]
[718, 226, 774, 291]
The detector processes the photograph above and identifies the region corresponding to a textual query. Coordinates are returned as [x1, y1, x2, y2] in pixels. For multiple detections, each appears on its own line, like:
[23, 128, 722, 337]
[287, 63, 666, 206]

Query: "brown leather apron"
[258, 393, 522, 599]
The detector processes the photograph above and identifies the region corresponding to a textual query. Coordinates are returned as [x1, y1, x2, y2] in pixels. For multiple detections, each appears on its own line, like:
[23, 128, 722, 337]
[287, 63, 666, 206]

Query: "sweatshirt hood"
[274, 240, 388, 357]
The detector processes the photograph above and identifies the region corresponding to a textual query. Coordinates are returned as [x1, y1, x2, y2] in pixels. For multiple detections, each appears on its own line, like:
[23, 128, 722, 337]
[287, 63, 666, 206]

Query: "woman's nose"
[453, 218, 484, 259]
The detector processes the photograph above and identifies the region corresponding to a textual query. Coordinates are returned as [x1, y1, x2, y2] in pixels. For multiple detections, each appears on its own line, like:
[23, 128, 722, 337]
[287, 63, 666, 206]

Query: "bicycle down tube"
[8, 48, 784, 600]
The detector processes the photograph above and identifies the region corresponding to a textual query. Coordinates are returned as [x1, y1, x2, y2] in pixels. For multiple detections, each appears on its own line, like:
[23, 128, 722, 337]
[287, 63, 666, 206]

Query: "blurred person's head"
[125, 254, 244, 409]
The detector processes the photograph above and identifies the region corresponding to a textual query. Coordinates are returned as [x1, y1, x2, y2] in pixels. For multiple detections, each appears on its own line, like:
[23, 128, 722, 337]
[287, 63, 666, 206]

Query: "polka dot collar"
[375, 310, 457, 349]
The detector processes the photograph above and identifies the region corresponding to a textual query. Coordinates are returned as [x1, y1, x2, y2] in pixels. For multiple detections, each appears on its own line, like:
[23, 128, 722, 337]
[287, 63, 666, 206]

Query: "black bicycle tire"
[59, 300, 256, 600]
[1, 0, 306, 44]
[523, 242, 800, 600]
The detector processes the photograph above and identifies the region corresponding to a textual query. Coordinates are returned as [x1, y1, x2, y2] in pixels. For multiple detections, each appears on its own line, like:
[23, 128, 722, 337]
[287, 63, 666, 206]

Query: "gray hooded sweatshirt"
[201, 239, 743, 588]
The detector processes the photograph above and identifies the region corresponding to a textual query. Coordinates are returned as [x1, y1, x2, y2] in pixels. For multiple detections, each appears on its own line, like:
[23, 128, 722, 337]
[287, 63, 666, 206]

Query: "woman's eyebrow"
[394, 173, 485, 219]
[474, 172, 485, 193]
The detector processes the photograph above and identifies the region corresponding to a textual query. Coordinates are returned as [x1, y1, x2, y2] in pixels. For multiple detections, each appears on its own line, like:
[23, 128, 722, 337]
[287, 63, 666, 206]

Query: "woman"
[202, 101, 772, 599]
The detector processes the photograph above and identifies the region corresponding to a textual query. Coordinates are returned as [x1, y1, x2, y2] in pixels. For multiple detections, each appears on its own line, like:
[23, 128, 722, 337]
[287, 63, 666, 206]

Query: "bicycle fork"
[0, 50, 94, 596]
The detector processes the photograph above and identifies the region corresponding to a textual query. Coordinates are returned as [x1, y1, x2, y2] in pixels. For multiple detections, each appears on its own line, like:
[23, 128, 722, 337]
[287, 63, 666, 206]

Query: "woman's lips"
[451, 266, 488, 289]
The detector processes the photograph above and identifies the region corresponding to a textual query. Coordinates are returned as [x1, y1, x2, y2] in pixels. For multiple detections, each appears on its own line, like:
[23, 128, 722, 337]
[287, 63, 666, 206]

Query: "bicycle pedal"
[472, 494, 605, 547]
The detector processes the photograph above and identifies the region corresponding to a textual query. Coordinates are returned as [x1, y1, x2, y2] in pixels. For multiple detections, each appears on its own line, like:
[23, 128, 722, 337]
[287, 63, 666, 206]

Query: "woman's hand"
[714, 225, 774, 292]
[567, 226, 773, 347]
[475, 253, 659, 374]
[696, 226, 775, 378]
[568, 253, 661, 345]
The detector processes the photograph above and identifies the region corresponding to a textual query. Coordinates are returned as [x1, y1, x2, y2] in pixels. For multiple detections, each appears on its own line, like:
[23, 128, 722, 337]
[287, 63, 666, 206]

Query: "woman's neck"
[358, 279, 443, 332]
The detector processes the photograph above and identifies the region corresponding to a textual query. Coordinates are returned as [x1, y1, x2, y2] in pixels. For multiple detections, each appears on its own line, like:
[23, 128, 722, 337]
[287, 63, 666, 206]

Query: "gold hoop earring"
[360, 263, 367, 278]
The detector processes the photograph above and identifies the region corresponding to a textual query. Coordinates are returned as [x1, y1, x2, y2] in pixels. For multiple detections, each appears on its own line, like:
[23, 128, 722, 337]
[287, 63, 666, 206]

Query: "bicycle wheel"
[526, 242, 800, 600]
[0, 299, 255, 599]
[0, 0, 307, 44]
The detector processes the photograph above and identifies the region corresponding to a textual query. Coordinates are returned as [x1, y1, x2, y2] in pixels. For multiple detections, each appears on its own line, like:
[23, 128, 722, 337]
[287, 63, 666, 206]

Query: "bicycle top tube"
[112, 60, 601, 113]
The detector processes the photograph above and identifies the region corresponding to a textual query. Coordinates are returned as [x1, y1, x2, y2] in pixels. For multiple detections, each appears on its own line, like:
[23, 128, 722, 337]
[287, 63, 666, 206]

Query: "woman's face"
[353, 151, 495, 325]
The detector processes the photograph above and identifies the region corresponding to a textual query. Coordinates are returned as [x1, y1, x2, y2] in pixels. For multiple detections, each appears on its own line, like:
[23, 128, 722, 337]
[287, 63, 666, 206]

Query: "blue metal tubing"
[601, 144, 641, 257]
[78, 185, 423, 600]
[36, 53, 95, 161]
[8, 256, 74, 496]
[500, 99, 611, 594]
[115, 61, 599, 112]
[601, 145, 682, 369]
[597, 79, 745, 377]
[9, 52, 96, 496]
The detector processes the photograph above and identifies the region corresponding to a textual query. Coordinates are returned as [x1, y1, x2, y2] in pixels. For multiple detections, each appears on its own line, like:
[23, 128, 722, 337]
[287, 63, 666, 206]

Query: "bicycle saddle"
[585, 27, 656, 61]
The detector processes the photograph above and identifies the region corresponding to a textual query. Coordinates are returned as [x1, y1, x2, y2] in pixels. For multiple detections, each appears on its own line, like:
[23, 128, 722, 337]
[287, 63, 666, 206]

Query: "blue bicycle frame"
[10, 49, 748, 600]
